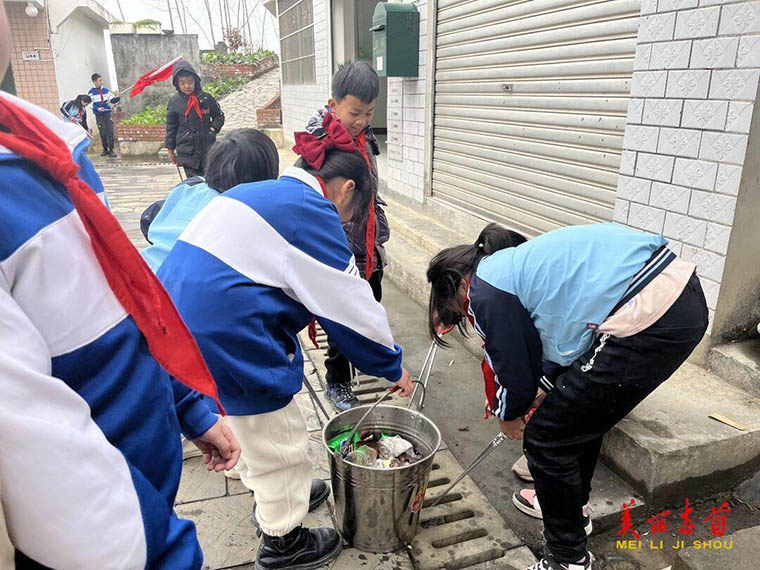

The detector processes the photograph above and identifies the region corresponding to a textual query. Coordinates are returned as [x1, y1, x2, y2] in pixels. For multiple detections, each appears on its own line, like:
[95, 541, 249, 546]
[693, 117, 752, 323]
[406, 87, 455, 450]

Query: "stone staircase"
[381, 186, 760, 510]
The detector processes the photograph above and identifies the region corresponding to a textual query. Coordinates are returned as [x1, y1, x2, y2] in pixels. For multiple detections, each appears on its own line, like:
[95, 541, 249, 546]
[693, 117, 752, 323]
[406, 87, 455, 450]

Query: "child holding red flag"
[165, 61, 224, 178]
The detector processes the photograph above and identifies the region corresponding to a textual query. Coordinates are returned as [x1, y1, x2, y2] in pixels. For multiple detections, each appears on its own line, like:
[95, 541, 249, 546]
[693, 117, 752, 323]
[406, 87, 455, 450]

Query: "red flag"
[130, 56, 184, 97]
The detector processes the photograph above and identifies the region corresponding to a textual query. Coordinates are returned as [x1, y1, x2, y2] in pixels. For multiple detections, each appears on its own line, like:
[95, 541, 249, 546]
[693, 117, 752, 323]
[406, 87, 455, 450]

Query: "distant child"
[88, 73, 120, 157]
[305, 61, 390, 412]
[60, 94, 92, 132]
[166, 61, 225, 178]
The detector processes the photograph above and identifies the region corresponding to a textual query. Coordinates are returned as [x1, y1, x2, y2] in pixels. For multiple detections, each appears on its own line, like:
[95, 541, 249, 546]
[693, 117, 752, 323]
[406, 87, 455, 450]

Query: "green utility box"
[371, 2, 420, 77]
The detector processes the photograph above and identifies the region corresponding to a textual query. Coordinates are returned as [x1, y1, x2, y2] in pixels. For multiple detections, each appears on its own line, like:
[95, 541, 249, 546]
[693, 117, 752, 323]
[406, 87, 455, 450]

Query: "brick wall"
[616, 0, 760, 333]
[6, 3, 60, 114]
[257, 93, 282, 127]
[204, 56, 279, 82]
[386, 0, 428, 203]
[281, 0, 331, 143]
[115, 123, 166, 142]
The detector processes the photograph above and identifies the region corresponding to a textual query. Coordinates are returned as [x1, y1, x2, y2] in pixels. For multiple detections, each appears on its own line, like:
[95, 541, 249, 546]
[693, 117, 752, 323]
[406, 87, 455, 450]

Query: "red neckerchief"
[462, 276, 497, 419]
[185, 94, 202, 119]
[0, 96, 224, 413]
[355, 130, 376, 280]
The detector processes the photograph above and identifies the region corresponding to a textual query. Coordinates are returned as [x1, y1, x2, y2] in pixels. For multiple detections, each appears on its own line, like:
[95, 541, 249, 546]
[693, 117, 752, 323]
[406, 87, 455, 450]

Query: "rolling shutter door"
[431, 0, 641, 236]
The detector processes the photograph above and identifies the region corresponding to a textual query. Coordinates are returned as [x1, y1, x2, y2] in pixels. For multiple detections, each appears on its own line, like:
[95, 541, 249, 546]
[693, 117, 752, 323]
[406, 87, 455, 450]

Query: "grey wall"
[713, 94, 760, 341]
[110, 33, 201, 115]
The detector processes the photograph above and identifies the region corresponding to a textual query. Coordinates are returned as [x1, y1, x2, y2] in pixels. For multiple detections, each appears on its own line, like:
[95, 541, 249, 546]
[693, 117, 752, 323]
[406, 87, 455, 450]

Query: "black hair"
[427, 223, 527, 347]
[296, 149, 371, 225]
[331, 62, 379, 104]
[205, 129, 279, 192]
[76, 94, 92, 107]
[91, 73, 102, 82]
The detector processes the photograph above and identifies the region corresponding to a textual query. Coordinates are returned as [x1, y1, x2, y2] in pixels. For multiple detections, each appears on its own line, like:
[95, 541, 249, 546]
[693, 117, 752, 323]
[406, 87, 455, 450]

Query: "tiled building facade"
[386, 0, 427, 203]
[616, 0, 760, 335]
[5, 1, 60, 114]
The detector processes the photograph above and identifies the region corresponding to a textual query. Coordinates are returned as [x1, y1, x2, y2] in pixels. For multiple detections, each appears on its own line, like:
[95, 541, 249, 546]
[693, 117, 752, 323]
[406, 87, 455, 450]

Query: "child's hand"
[498, 417, 524, 440]
[531, 388, 547, 410]
[394, 368, 415, 397]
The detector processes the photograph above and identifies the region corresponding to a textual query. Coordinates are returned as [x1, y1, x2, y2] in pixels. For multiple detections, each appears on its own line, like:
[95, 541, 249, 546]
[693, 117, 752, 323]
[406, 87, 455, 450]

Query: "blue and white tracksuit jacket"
[158, 167, 404, 416]
[88, 86, 115, 115]
[468, 223, 670, 421]
[0, 92, 215, 569]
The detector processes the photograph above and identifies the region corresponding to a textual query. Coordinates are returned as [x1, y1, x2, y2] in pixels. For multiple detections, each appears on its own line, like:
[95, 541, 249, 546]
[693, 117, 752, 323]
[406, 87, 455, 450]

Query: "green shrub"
[134, 19, 162, 26]
[121, 105, 166, 125]
[201, 49, 276, 65]
[204, 77, 250, 99]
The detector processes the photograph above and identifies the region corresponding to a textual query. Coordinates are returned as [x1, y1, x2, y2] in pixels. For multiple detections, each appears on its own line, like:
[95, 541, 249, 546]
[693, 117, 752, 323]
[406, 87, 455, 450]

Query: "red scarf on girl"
[0, 96, 224, 413]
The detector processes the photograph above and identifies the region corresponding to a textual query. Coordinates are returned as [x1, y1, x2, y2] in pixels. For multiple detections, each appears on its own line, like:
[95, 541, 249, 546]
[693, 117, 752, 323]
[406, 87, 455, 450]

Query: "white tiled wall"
[280, 0, 332, 145]
[386, 0, 428, 203]
[617, 0, 760, 329]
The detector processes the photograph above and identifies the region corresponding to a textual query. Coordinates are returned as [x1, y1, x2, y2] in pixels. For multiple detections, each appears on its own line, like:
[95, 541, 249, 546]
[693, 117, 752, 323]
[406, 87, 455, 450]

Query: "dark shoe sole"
[309, 483, 330, 512]
[254, 537, 342, 570]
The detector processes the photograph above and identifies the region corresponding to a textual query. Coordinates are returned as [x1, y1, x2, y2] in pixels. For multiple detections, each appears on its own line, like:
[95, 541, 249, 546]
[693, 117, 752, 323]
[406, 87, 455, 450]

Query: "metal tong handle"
[428, 432, 508, 508]
[341, 384, 402, 457]
[408, 341, 438, 411]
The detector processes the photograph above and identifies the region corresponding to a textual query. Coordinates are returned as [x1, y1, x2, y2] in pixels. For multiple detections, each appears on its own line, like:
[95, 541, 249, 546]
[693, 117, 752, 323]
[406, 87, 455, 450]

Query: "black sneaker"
[525, 551, 594, 570]
[325, 383, 360, 413]
[252, 479, 331, 535]
[108, 150, 117, 157]
[100, 149, 109, 156]
[255, 526, 342, 570]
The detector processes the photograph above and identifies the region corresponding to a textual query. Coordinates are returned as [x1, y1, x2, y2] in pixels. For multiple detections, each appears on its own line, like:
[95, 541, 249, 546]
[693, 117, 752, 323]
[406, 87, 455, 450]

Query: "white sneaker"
[525, 552, 595, 570]
[512, 489, 592, 536]
[512, 454, 534, 482]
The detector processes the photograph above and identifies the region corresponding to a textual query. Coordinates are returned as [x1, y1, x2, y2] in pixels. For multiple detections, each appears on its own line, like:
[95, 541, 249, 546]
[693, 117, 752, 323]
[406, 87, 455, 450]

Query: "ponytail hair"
[296, 148, 372, 226]
[427, 223, 526, 346]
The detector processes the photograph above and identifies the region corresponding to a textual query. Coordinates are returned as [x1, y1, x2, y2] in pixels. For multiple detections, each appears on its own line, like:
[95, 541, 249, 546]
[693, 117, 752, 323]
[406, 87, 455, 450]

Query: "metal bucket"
[322, 404, 442, 553]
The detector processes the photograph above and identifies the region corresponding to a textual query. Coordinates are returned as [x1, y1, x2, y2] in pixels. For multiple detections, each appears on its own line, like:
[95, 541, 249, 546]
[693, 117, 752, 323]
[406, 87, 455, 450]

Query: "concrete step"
[386, 195, 472, 256]
[707, 339, 760, 397]
[673, 525, 760, 570]
[602, 363, 760, 507]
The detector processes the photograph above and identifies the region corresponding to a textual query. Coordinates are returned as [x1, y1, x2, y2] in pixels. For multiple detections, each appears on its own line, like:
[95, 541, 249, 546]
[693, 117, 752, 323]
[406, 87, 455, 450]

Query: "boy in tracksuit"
[0, 9, 240, 565]
[88, 73, 118, 157]
[166, 61, 225, 178]
[306, 61, 391, 412]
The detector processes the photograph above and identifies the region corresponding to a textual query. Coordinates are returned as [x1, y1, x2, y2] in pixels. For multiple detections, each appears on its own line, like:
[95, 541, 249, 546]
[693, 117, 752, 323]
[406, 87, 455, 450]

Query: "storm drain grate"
[301, 327, 535, 569]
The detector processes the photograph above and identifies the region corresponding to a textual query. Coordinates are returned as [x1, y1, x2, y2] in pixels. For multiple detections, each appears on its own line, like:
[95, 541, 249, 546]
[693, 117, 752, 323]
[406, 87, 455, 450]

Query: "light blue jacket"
[476, 223, 668, 367]
[141, 178, 219, 272]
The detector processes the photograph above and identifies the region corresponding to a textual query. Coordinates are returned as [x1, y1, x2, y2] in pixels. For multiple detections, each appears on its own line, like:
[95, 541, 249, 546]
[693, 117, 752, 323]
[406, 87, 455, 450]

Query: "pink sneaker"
[512, 490, 592, 535]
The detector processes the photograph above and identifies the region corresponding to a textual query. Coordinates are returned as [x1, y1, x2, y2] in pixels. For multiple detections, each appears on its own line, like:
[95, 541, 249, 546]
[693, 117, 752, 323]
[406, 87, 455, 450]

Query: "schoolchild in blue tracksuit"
[427, 222, 708, 570]
[0, 88, 239, 569]
[88, 72, 120, 157]
[158, 124, 415, 570]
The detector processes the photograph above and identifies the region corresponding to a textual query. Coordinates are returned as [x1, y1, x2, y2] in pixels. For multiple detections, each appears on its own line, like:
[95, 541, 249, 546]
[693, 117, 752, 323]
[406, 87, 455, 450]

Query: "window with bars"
[278, 0, 316, 84]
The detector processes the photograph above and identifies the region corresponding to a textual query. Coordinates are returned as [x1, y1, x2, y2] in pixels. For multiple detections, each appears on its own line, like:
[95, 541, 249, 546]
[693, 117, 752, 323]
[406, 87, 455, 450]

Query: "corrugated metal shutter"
[431, 0, 641, 236]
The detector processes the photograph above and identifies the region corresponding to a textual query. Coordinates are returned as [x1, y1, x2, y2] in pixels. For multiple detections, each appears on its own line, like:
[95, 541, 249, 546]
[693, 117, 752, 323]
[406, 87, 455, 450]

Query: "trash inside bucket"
[323, 404, 442, 553]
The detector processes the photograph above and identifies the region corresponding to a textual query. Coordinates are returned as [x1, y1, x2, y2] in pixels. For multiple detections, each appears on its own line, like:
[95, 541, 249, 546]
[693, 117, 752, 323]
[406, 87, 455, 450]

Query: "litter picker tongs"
[407, 341, 438, 412]
[428, 431, 508, 507]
